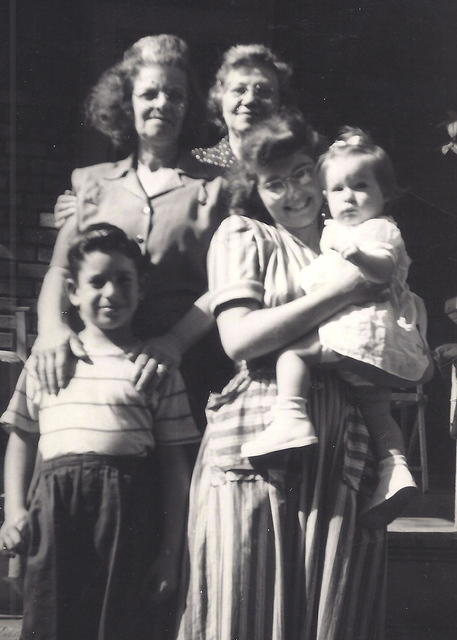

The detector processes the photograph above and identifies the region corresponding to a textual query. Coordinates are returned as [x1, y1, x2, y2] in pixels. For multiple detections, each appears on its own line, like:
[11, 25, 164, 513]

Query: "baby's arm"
[0, 428, 38, 555]
[337, 244, 394, 283]
[322, 218, 402, 284]
[145, 444, 190, 603]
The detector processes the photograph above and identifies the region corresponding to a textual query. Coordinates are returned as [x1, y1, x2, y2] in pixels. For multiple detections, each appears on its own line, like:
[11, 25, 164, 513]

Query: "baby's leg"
[352, 386, 405, 459]
[241, 334, 322, 458]
[353, 385, 418, 528]
[276, 347, 312, 398]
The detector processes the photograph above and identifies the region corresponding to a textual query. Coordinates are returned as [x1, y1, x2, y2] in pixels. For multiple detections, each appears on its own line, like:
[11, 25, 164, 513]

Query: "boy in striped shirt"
[0, 224, 200, 640]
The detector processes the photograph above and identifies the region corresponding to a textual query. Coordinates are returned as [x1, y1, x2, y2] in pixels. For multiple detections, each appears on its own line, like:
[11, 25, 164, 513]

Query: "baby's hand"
[0, 509, 29, 556]
[143, 553, 179, 605]
[327, 232, 359, 260]
[338, 241, 360, 261]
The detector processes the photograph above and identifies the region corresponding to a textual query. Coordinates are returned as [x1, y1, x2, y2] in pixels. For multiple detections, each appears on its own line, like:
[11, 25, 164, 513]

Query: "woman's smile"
[132, 64, 188, 145]
[256, 150, 323, 229]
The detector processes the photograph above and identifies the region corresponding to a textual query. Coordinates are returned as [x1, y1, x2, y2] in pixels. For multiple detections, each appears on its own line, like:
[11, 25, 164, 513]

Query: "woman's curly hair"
[208, 44, 294, 134]
[228, 108, 328, 224]
[84, 34, 205, 152]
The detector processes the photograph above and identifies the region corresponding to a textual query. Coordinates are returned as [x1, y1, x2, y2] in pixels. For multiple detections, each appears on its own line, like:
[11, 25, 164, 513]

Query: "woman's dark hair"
[316, 126, 400, 201]
[84, 34, 205, 152]
[208, 44, 294, 133]
[68, 223, 146, 280]
[229, 109, 328, 223]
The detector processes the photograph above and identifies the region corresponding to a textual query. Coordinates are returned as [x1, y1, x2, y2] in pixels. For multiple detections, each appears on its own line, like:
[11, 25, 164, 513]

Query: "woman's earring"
[320, 201, 330, 221]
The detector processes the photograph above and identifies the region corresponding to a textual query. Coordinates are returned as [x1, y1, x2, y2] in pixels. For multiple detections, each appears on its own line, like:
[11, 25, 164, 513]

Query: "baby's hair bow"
[331, 135, 364, 150]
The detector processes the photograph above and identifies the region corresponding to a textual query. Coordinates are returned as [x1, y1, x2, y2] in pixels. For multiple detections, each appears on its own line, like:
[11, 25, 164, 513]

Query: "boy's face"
[68, 250, 140, 335]
[324, 155, 384, 226]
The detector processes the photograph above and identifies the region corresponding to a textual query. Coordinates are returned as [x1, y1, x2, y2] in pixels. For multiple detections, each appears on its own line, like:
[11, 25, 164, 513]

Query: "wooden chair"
[391, 385, 429, 493]
[0, 302, 29, 364]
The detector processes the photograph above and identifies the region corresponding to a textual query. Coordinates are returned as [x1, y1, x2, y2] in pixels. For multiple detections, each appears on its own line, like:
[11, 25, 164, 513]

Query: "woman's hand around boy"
[30, 324, 89, 395]
[54, 190, 77, 229]
[130, 332, 183, 392]
[0, 508, 29, 557]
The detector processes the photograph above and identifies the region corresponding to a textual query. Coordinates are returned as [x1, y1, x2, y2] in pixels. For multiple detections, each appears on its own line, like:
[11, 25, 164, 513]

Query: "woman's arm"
[131, 292, 214, 391]
[32, 216, 87, 394]
[217, 271, 384, 361]
[54, 190, 77, 229]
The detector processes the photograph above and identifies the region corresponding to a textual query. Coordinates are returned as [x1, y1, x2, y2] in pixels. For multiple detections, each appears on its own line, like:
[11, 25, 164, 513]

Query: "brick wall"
[1, 90, 65, 351]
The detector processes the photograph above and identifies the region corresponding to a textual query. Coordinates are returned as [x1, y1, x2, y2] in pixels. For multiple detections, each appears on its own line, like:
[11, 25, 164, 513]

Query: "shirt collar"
[103, 151, 221, 182]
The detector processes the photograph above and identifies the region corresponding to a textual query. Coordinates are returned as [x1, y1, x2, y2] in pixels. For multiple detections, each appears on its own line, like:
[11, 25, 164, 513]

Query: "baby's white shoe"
[241, 397, 318, 458]
[360, 454, 418, 528]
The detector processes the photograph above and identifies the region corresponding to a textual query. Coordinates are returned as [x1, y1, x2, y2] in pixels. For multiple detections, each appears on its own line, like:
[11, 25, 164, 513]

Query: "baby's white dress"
[301, 216, 430, 382]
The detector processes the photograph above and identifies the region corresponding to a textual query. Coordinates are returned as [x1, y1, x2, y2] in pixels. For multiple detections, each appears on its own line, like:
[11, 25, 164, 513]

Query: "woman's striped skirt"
[176, 367, 387, 640]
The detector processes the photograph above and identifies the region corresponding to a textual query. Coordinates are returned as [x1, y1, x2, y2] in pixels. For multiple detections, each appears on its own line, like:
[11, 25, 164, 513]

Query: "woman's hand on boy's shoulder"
[0, 509, 29, 557]
[129, 333, 183, 393]
[30, 325, 89, 395]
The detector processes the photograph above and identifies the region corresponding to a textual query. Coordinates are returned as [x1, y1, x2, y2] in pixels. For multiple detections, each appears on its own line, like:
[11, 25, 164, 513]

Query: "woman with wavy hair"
[34, 34, 231, 428]
[177, 110, 387, 640]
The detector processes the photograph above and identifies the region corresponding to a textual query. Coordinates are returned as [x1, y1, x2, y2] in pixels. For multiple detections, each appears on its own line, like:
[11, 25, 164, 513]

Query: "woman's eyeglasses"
[228, 83, 276, 101]
[133, 87, 187, 106]
[260, 165, 315, 199]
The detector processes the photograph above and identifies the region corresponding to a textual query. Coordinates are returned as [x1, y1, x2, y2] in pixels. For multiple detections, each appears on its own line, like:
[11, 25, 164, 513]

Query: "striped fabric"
[1, 343, 200, 459]
[176, 216, 386, 640]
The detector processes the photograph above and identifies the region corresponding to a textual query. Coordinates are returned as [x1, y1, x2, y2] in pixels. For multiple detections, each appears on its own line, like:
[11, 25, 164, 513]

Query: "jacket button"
[136, 235, 144, 244]
[143, 205, 150, 214]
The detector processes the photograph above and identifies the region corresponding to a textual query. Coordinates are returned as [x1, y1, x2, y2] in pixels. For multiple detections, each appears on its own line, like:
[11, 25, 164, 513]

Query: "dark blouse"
[192, 136, 237, 170]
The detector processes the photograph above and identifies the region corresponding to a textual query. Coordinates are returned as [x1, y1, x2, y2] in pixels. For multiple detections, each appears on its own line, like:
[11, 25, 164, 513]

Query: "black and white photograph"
[2, 1, 457, 638]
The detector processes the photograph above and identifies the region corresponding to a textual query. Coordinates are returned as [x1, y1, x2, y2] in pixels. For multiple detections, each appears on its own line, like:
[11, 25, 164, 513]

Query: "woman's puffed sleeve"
[207, 215, 265, 314]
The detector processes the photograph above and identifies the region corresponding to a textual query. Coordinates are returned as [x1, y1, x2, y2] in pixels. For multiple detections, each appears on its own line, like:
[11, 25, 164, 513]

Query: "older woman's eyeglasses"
[259, 165, 314, 199]
[133, 87, 187, 106]
[229, 82, 275, 101]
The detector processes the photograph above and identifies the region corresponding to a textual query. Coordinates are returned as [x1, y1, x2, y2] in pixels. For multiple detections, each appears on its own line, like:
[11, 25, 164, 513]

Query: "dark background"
[6, 0, 457, 487]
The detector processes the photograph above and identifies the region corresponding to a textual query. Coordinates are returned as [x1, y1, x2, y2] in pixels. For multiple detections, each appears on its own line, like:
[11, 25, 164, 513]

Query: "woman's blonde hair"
[208, 44, 293, 133]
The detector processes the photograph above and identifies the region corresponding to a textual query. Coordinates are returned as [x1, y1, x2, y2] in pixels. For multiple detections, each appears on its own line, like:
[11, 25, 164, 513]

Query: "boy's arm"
[145, 444, 190, 602]
[0, 429, 38, 554]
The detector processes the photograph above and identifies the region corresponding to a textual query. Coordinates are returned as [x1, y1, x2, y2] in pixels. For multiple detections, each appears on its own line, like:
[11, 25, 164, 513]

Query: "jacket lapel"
[103, 155, 146, 200]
